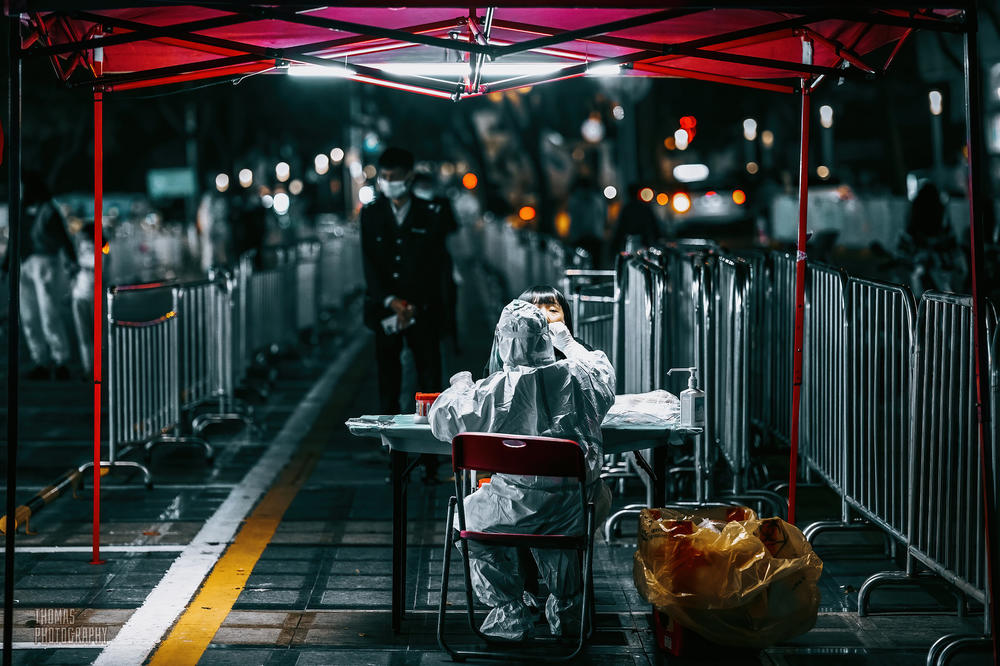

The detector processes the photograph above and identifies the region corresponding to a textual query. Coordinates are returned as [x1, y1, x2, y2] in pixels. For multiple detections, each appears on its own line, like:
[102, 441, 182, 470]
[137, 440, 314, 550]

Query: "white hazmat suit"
[429, 300, 616, 640]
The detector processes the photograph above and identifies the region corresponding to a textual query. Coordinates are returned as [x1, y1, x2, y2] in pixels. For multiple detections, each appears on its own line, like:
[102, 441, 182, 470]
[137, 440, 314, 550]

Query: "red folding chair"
[436, 432, 596, 662]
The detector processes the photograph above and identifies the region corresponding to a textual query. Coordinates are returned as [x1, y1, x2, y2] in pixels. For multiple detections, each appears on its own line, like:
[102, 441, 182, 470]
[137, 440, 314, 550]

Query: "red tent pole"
[962, 8, 997, 659]
[91, 56, 105, 565]
[788, 37, 813, 525]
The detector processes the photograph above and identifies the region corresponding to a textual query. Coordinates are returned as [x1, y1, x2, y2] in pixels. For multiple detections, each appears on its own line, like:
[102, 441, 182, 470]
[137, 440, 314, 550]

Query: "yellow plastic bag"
[633, 507, 823, 649]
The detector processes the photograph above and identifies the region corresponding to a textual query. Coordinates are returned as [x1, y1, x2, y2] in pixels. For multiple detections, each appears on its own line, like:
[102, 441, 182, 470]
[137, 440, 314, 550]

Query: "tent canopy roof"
[19, 3, 968, 98]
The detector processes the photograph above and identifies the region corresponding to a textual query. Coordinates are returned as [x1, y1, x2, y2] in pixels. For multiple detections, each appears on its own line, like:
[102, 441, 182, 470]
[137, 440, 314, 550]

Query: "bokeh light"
[273, 192, 290, 214]
[671, 192, 692, 214]
[314, 154, 330, 175]
[275, 162, 290, 182]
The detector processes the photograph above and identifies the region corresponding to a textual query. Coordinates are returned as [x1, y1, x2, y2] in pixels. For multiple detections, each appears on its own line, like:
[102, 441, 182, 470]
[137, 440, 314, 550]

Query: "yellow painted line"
[148, 437, 325, 665]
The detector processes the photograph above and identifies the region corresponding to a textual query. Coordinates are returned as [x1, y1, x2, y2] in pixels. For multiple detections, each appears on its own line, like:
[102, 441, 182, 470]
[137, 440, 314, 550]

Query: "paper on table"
[604, 390, 681, 428]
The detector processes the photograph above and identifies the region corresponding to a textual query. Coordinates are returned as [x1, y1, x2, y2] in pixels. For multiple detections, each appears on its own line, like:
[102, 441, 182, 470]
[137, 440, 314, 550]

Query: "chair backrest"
[452, 433, 586, 482]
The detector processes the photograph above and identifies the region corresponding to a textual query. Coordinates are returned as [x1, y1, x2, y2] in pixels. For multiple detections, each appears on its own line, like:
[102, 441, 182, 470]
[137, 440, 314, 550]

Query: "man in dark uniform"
[361, 147, 447, 415]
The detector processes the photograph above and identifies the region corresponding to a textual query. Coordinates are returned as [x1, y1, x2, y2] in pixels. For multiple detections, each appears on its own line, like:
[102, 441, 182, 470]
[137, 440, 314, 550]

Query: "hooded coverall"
[429, 300, 615, 640]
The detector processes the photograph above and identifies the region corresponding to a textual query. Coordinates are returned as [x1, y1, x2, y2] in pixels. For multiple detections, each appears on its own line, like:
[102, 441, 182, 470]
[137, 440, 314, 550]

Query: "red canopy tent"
[3, 2, 992, 663]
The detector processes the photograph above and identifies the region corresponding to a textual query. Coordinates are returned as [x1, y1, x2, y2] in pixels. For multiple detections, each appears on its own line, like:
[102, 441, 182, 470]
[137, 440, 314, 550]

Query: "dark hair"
[518, 285, 574, 335]
[378, 147, 414, 172]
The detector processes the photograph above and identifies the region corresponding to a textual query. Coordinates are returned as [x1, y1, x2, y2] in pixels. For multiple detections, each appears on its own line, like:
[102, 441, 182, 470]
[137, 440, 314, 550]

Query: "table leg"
[391, 449, 407, 634]
[652, 441, 668, 507]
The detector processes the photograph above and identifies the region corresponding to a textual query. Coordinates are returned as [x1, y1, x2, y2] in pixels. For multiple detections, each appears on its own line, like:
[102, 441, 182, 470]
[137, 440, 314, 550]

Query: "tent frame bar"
[29, 12, 250, 57]
[236, 6, 492, 56]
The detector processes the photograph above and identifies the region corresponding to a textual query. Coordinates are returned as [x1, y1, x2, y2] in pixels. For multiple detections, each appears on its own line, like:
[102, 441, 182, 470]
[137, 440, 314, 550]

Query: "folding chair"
[437, 432, 596, 662]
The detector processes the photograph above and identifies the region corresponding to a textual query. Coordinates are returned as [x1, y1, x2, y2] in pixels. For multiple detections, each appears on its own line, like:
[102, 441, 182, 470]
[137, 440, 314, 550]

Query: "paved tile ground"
[0, 261, 993, 665]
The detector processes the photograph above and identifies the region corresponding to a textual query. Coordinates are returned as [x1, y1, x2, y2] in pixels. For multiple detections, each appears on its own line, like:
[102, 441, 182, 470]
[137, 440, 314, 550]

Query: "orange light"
[655, 193, 669, 206]
[639, 187, 654, 203]
[732, 189, 747, 205]
[554, 211, 571, 238]
[462, 172, 478, 190]
[663, 137, 676, 150]
[672, 192, 692, 214]
[102, 243, 110, 255]
[518, 206, 536, 221]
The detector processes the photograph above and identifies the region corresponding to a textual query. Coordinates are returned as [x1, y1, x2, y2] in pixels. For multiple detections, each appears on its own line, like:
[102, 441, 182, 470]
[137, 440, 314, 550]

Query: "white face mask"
[378, 177, 409, 200]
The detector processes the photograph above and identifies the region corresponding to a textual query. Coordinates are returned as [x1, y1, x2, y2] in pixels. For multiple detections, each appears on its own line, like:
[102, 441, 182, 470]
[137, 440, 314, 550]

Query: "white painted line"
[13, 642, 109, 649]
[93, 335, 368, 666]
[17, 545, 186, 553]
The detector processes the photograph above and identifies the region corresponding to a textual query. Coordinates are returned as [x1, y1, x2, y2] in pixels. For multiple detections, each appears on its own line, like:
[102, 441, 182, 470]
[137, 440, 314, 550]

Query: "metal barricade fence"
[176, 279, 216, 413]
[621, 256, 663, 393]
[248, 246, 297, 354]
[192, 268, 257, 435]
[661, 246, 708, 397]
[800, 264, 849, 490]
[95, 285, 211, 486]
[236, 251, 254, 378]
[857, 293, 997, 625]
[906, 294, 995, 601]
[845, 278, 915, 541]
[711, 256, 752, 492]
[296, 240, 321, 337]
[318, 226, 363, 313]
[739, 251, 769, 440]
[766, 251, 796, 447]
[563, 269, 617, 365]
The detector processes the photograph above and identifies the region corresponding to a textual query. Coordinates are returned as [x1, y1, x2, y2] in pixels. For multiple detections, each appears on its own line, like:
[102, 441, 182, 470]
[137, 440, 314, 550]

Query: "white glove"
[449, 370, 474, 388]
[548, 321, 574, 352]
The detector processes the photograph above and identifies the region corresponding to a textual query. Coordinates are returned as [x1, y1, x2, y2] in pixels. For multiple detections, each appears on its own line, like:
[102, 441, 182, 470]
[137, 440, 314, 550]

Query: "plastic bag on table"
[603, 390, 680, 427]
[633, 506, 822, 649]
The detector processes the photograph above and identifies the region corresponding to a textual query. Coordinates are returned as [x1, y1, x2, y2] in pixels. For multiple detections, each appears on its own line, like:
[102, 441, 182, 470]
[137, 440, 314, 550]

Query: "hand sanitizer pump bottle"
[667, 367, 705, 427]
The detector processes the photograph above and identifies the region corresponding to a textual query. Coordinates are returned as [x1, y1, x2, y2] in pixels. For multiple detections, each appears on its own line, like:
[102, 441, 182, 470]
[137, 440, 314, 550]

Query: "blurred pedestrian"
[70, 222, 97, 375]
[899, 182, 967, 294]
[2, 172, 76, 380]
[361, 147, 449, 416]
[567, 176, 607, 268]
[612, 183, 660, 255]
[230, 189, 268, 268]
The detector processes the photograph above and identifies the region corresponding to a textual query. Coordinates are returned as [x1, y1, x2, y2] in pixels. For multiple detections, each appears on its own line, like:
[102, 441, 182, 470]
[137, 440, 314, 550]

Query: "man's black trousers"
[374, 320, 443, 415]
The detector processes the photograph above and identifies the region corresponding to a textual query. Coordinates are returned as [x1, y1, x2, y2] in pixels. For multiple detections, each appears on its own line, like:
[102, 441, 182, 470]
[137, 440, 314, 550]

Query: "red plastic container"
[414, 392, 441, 422]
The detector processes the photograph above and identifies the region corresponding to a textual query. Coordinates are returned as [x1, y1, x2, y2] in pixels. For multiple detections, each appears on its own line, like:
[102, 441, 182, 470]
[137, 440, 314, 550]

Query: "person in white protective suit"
[429, 299, 616, 641]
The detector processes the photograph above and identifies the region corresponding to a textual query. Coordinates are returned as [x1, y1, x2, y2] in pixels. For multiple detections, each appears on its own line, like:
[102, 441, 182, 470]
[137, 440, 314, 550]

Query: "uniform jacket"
[360, 194, 448, 331]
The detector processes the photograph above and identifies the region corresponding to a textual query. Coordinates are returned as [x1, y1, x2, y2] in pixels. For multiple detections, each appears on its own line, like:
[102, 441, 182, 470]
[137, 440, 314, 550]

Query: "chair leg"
[567, 505, 596, 662]
[438, 497, 464, 662]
